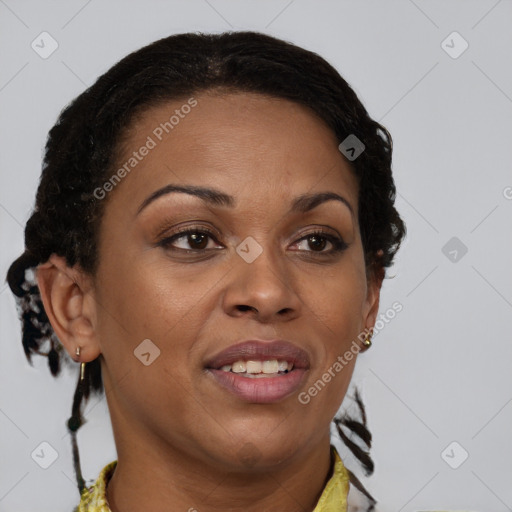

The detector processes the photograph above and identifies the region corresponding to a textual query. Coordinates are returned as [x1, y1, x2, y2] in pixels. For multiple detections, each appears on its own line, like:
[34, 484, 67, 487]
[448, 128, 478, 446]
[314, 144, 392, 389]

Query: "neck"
[105, 425, 334, 512]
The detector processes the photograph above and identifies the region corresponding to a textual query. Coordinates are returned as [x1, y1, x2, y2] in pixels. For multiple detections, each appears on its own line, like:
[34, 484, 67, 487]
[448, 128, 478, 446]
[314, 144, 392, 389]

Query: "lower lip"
[207, 369, 307, 403]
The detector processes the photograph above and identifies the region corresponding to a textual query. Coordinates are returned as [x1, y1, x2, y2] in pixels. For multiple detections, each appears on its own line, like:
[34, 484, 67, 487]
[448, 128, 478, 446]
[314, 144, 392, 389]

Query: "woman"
[6, 31, 405, 511]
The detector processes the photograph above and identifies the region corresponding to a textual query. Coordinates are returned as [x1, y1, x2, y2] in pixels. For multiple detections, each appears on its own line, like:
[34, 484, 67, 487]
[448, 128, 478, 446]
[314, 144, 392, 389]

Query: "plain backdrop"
[1, 1, 511, 511]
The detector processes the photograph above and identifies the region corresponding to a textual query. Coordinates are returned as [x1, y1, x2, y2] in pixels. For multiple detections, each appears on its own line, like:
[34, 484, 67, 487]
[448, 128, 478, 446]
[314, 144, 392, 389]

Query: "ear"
[36, 254, 101, 362]
[361, 263, 384, 351]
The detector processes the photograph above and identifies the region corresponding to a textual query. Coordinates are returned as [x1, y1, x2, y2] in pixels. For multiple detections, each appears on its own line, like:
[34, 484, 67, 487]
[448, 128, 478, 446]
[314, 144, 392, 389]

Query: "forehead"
[108, 91, 359, 216]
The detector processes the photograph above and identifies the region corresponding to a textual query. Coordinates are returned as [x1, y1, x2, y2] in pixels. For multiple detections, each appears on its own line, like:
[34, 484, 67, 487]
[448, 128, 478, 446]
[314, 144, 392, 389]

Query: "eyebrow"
[136, 184, 354, 217]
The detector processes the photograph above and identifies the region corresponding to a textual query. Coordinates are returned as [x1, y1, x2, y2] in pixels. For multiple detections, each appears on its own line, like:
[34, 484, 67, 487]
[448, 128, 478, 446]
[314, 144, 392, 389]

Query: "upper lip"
[205, 340, 310, 370]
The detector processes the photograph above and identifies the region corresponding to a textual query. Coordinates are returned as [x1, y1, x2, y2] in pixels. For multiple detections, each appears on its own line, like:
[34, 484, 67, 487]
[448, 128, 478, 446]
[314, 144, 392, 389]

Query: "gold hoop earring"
[363, 332, 372, 349]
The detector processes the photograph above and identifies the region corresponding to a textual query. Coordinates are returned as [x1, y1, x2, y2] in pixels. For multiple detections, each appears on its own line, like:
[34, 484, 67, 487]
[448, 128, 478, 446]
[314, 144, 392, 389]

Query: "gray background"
[1, 1, 511, 511]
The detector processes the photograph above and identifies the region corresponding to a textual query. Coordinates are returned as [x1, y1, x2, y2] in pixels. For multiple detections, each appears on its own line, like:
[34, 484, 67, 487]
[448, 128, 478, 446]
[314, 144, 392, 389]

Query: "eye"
[157, 227, 222, 252]
[156, 226, 347, 256]
[292, 230, 348, 254]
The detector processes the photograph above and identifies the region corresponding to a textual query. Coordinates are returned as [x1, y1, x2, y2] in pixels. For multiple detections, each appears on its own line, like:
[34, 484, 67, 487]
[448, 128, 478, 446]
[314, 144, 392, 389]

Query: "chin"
[210, 433, 306, 472]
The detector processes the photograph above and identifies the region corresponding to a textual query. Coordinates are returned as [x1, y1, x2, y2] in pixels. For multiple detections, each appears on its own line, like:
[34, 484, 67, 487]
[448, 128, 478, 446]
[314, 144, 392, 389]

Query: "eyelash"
[156, 226, 348, 256]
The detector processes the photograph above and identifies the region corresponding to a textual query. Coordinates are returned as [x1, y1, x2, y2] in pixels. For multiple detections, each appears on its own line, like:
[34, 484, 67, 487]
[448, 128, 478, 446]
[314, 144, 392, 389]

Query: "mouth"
[216, 359, 294, 378]
[204, 340, 310, 403]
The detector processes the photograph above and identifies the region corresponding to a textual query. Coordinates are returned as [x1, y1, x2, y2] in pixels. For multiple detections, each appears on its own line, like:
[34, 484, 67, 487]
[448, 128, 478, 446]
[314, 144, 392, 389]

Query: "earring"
[75, 347, 86, 382]
[363, 332, 372, 349]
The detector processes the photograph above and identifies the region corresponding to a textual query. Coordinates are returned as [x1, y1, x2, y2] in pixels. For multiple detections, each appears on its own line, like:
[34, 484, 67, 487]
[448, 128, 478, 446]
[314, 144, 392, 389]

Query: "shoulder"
[77, 460, 117, 512]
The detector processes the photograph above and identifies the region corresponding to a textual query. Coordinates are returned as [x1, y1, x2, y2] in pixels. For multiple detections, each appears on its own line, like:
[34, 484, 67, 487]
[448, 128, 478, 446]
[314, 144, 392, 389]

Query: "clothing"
[76, 447, 350, 512]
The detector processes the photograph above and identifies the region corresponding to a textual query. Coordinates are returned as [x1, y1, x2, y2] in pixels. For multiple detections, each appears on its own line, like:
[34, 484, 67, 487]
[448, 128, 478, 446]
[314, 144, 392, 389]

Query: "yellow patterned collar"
[77, 447, 350, 512]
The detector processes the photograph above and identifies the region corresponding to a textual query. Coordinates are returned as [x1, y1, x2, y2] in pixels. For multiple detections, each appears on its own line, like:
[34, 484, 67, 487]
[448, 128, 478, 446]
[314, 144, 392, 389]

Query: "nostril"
[236, 305, 257, 313]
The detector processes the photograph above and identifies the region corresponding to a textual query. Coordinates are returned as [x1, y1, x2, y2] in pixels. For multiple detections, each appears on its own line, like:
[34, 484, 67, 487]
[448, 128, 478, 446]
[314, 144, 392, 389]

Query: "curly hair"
[6, 31, 405, 509]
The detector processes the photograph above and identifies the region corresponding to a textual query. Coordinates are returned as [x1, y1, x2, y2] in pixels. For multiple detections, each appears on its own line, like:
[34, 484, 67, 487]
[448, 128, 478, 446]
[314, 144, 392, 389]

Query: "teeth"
[219, 359, 294, 374]
[262, 360, 279, 374]
[232, 361, 246, 373]
[246, 360, 262, 374]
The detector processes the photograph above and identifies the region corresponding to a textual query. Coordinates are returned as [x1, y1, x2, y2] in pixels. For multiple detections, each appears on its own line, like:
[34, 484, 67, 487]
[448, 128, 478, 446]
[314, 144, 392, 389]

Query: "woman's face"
[90, 91, 380, 470]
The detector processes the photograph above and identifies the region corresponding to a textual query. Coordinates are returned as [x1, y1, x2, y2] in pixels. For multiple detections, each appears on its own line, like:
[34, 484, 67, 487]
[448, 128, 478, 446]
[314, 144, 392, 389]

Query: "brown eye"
[186, 232, 209, 250]
[158, 227, 221, 252]
[306, 234, 328, 251]
[293, 231, 348, 254]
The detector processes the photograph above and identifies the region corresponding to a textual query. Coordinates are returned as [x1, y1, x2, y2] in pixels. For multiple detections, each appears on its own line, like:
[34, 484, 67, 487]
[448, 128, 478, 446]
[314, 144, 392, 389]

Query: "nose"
[222, 242, 302, 323]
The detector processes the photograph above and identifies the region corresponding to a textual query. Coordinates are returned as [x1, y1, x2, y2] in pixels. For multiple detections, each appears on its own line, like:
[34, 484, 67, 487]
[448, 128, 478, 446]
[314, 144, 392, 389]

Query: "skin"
[37, 91, 382, 511]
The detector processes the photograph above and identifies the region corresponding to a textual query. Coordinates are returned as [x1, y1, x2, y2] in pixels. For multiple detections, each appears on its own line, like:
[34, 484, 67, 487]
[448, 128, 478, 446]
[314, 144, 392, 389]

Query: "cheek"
[298, 252, 367, 413]
[97, 255, 211, 341]
[306, 253, 367, 341]
[94, 258, 209, 427]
